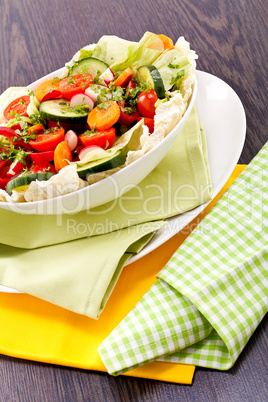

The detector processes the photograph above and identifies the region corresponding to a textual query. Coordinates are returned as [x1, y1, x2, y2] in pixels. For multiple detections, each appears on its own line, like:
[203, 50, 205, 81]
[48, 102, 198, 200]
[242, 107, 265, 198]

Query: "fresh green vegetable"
[39, 99, 89, 123]
[6, 172, 55, 194]
[136, 65, 165, 99]
[76, 149, 125, 177]
[92, 35, 135, 67]
[69, 57, 109, 77]
[109, 32, 163, 73]
[153, 48, 192, 90]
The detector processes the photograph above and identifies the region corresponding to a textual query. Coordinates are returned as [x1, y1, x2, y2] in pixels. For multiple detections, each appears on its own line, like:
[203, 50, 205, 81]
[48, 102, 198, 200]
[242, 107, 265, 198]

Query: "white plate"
[0, 71, 246, 293]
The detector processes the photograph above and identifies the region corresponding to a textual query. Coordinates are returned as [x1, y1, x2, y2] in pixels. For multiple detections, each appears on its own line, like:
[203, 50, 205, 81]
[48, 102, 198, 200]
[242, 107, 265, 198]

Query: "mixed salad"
[0, 32, 197, 203]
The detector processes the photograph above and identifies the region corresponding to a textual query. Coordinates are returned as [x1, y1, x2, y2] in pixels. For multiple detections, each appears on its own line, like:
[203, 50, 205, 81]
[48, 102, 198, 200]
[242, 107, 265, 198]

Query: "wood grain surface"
[0, 0, 267, 401]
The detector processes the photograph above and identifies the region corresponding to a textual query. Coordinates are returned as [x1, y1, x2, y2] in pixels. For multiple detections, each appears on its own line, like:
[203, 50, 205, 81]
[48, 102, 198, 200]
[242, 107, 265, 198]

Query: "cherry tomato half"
[117, 102, 140, 127]
[59, 74, 93, 100]
[3, 95, 30, 121]
[28, 127, 65, 152]
[79, 127, 116, 149]
[137, 89, 158, 118]
[29, 162, 56, 174]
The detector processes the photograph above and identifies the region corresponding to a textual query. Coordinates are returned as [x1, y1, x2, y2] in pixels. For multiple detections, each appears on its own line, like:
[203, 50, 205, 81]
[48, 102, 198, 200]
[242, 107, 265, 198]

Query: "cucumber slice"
[70, 57, 109, 78]
[39, 99, 89, 124]
[137, 65, 165, 99]
[6, 172, 55, 194]
[76, 150, 125, 178]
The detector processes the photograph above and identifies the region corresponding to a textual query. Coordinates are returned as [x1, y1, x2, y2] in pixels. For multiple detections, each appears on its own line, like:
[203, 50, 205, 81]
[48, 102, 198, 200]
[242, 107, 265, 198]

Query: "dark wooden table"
[1, 0, 267, 400]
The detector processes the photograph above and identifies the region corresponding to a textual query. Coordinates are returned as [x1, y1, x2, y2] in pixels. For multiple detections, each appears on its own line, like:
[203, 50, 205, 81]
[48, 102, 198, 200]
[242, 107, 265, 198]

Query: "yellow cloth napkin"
[0, 165, 245, 384]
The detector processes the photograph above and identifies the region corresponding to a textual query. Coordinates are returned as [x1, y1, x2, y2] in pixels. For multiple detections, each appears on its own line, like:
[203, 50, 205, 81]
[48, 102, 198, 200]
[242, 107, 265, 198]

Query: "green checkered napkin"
[99, 141, 268, 375]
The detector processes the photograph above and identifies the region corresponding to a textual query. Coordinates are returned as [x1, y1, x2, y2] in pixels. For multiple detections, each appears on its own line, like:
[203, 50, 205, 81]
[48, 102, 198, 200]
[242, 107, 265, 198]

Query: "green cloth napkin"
[0, 88, 212, 319]
[99, 142, 268, 374]
[0, 105, 212, 249]
[0, 222, 164, 319]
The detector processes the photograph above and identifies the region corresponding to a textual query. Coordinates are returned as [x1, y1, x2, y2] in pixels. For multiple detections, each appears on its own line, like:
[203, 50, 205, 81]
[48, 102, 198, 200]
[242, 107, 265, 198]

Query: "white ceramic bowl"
[0, 68, 197, 215]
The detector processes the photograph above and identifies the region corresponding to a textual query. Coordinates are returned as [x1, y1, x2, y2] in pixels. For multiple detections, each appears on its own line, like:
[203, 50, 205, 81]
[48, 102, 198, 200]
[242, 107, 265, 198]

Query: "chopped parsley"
[97, 103, 110, 111]
[59, 102, 89, 115]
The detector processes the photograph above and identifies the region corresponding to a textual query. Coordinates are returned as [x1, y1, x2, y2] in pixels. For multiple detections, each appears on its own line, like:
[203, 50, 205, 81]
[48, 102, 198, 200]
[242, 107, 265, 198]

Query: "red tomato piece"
[29, 162, 56, 174]
[0, 161, 12, 189]
[137, 117, 155, 134]
[59, 74, 93, 100]
[79, 127, 116, 149]
[137, 89, 158, 118]
[3, 95, 30, 121]
[117, 102, 140, 127]
[28, 127, 65, 152]
[127, 80, 136, 89]
[30, 150, 55, 164]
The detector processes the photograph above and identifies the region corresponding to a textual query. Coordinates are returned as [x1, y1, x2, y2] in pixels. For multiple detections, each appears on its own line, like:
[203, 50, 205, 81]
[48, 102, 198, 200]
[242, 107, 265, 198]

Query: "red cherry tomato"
[30, 150, 55, 164]
[137, 89, 158, 118]
[127, 80, 136, 89]
[29, 162, 56, 174]
[117, 102, 140, 127]
[137, 117, 155, 134]
[79, 127, 116, 149]
[59, 74, 93, 100]
[28, 127, 65, 152]
[125, 80, 136, 97]
[3, 95, 30, 121]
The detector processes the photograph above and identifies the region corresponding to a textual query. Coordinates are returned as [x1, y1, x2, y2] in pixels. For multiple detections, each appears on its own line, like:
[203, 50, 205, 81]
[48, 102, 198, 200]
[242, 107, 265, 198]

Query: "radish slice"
[70, 93, 94, 110]
[85, 85, 112, 103]
[64, 130, 78, 151]
[100, 68, 115, 85]
[78, 145, 103, 161]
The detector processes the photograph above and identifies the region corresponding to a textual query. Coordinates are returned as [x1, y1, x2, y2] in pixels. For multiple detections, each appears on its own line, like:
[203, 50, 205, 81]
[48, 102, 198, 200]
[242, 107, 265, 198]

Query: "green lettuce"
[109, 32, 163, 72]
[92, 35, 135, 66]
[153, 48, 191, 90]
[79, 48, 94, 60]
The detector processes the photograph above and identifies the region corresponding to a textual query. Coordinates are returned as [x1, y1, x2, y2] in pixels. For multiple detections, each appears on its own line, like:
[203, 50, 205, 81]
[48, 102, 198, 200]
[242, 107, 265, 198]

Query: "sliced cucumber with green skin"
[6, 172, 55, 194]
[39, 99, 89, 124]
[76, 150, 125, 178]
[70, 57, 109, 78]
[137, 65, 165, 99]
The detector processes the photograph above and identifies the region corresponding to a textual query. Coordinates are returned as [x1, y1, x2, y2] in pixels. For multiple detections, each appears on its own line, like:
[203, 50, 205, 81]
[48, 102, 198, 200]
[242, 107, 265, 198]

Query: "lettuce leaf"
[79, 48, 94, 60]
[153, 48, 191, 90]
[92, 35, 135, 66]
[110, 32, 164, 73]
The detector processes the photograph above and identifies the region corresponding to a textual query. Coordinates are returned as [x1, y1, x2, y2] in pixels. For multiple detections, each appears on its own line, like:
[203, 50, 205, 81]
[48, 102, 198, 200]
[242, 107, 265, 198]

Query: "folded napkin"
[0, 166, 245, 384]
[99, 142, 268, 375]
[0, 102, 212, 319]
